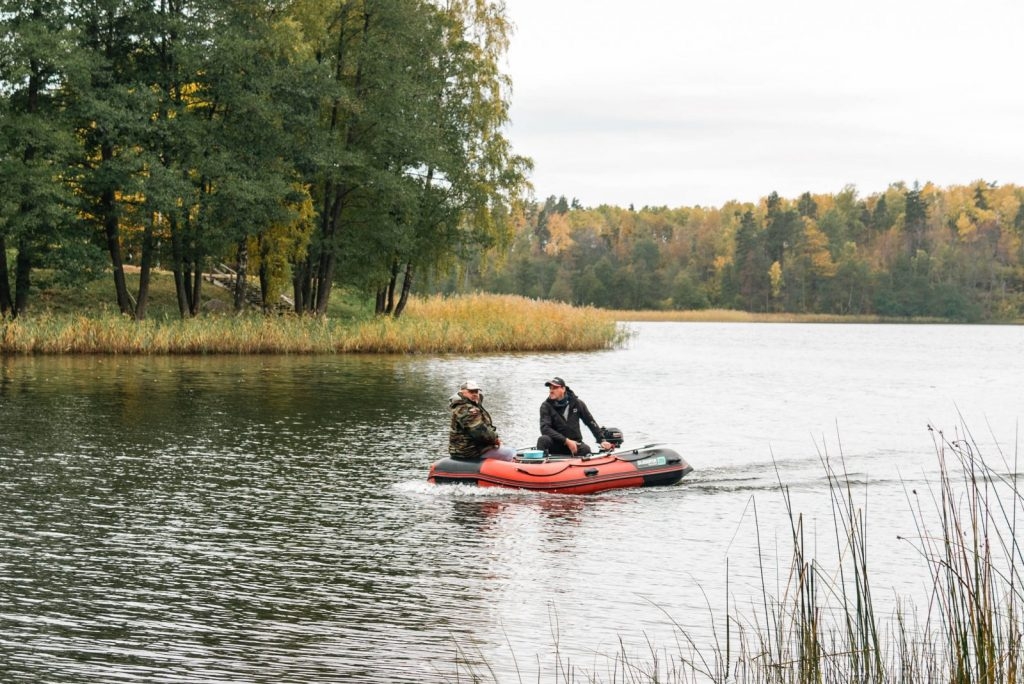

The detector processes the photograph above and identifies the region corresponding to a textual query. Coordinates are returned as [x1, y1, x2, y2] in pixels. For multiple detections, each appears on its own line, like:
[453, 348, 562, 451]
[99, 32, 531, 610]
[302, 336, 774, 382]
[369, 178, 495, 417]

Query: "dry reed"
[607, 309, 947, 324]
[0, 294, 625, 354]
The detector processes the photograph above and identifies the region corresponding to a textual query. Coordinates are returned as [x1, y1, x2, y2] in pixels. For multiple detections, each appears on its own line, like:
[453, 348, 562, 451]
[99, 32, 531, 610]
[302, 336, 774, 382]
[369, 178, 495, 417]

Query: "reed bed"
[715, 427, 1022, 683]
[0, 294, 625, 354]
[446, 426, 1022, 683]
[607, 309, 946, 324]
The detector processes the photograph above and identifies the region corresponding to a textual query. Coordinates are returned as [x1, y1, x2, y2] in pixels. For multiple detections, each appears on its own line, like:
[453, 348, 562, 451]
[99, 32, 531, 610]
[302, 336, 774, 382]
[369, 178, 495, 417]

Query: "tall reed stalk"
[726, 430, 1021, 683]
[906, 426, 1023, 684]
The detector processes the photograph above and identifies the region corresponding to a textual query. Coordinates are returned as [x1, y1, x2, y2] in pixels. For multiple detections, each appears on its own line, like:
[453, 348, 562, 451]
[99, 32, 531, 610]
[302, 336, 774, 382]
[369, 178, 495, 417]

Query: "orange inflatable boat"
[427, 445, 693, 495]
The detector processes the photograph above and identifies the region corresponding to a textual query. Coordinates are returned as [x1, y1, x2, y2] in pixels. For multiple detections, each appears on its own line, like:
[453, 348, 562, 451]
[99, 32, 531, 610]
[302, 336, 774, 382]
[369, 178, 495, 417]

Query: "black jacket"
[539, 388, 603, 446]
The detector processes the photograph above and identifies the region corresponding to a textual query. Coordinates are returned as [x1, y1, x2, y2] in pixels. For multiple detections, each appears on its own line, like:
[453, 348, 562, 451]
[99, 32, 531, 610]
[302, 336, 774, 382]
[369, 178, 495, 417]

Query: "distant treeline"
[431, 183, 1024, 321]
[0, 0, 529, 320]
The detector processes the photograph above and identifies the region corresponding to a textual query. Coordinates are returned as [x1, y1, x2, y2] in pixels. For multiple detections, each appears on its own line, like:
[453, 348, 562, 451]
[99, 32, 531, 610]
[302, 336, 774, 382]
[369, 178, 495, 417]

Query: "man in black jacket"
[536, 377, 613, 457]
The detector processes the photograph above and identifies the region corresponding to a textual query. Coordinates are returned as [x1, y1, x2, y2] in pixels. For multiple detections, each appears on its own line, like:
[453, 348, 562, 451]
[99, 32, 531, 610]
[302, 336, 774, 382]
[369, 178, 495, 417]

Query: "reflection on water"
[2, 324, 1022, 681]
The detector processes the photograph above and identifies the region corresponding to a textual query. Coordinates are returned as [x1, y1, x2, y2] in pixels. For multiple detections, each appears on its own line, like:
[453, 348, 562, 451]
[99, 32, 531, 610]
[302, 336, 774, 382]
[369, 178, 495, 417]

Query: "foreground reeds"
[0, 294, 626, 354]
[719, 427, 1021, 683]
[446, 426, 1022, 683]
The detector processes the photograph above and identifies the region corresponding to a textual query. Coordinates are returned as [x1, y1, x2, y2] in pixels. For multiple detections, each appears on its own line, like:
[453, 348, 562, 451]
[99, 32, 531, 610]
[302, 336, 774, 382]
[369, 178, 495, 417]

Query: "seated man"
[449, 380, 516, 461]
[536, 377, 612, 457]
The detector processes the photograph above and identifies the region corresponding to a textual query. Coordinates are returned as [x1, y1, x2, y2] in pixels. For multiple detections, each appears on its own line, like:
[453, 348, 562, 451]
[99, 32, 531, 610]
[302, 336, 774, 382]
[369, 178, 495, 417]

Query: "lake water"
[1, 322, 1021, 682]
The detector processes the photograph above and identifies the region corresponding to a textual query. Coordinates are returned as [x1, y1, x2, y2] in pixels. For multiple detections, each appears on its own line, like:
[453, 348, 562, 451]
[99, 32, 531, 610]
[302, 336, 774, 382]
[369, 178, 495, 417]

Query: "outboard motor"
[600, 426, 624, 448]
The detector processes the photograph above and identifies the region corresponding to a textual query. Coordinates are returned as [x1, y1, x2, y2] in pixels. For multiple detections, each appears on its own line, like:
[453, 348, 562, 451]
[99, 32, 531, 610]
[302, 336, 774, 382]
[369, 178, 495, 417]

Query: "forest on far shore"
[430, 181, 1024, 322]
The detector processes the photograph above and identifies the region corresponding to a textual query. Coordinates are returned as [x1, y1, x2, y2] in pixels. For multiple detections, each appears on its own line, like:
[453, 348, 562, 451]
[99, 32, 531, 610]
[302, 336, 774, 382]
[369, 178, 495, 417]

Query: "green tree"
[69, 0, 168, 318]
[671, 269, 709, 310]
[871, 194, 890, 232]
[765, 191, 799, 265]
[575, 261, 609, 306]
[820, 242, 871, 314]
[375, 0, 532, 318]
[730, 210, 769, 311]
[904, 185, 928, 253]
[787, 218, 835, 312]
[289, 0, 528, 317]
[0, 0, 94, 317]
[197, 1, 317, 313]
[625, 237, 664, 309]
[819, 185, 865, 251]
[125, 0, 209, 319]
[797, 191, 817, 219]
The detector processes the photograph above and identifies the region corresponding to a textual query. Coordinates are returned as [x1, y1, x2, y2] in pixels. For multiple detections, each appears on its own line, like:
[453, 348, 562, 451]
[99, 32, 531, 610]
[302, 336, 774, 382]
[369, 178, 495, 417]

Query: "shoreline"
[606, 308, 1020, 324]
[3, 297, 1018, 355]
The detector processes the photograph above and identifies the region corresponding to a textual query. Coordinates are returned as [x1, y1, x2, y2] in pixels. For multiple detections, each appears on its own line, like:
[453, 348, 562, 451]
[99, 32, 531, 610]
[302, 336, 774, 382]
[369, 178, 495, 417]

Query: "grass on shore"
[0, 293, 626, 354]
[4, 268, 628, 353]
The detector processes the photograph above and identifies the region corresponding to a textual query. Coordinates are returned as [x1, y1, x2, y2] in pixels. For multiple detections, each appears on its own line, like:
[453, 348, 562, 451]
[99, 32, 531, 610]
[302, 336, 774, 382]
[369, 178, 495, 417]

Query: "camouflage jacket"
[449, 394, 500, 459]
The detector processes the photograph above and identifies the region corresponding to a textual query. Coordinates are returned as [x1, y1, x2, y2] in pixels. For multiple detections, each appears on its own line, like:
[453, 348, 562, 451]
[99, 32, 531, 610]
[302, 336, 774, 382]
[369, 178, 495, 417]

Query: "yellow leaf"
[955, 212, 976, 239]
[544, 213, 574, 256]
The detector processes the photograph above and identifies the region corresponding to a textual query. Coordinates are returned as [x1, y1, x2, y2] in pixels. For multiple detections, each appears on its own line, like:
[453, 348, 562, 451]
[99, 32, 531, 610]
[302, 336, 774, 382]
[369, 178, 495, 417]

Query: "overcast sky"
[502, 0, 1024, 209]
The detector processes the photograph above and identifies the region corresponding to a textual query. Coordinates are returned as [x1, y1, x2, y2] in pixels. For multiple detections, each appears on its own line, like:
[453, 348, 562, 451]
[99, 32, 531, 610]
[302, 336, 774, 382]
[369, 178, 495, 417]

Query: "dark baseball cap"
[544, 377, 566, 388]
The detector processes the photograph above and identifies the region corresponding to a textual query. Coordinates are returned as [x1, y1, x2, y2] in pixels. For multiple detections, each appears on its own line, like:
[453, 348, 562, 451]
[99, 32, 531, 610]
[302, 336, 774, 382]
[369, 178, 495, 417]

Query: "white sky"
[502, 0, 1024, 208]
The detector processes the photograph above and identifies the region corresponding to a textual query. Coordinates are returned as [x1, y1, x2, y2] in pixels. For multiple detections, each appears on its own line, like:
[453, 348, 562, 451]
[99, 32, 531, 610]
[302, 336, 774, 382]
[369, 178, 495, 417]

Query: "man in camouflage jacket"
[449, 380, 515, 461]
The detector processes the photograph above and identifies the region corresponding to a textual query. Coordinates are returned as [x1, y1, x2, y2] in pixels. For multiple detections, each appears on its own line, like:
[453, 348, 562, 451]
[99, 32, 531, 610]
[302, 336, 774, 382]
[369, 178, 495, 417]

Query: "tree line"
[5, 4, 1021, 324]
[0, 0, 530, 319]
[432, 182, 1024, 321]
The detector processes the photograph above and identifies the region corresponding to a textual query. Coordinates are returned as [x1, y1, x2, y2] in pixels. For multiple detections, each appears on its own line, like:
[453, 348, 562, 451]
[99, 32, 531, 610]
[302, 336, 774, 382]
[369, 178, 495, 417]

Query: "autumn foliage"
[446, 182, 1024, 321]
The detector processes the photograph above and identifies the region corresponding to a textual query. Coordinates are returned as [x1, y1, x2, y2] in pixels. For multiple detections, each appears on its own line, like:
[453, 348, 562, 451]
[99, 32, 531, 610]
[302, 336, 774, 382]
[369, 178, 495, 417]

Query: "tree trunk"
[292, 256, 313, 313]
[172, 219, 199, 318]
[314, 250, 335, 316]
[6, 47, 41, 318]
[233, 238, 248, 313]
[259, 263, 271, 314]
[315, 266, 334, 315]
[191, 268, 202, 317]
[14, 241, 32, 317]
[0, 236, 12, 316]
[257, 235, 271, 313]
[172, 267, 188, 317]
[134, 216, 156, 321]
[101, 144, 133, 316]
[170, 215, 191, 318]
[384, 260, 398, 314]
[312, 180, 350, 316]
[393, 262, 414, 319]
[183, 268, 196, 315]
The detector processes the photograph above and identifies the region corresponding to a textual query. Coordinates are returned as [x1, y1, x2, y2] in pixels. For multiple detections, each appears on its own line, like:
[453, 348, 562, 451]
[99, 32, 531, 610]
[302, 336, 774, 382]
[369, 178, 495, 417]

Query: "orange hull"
[427, 446, 693, 495]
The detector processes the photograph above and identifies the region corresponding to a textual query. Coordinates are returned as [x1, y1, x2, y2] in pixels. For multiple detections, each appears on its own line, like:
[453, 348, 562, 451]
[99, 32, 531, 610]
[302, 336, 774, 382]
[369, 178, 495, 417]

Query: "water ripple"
[3, 330, 1021, 682]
